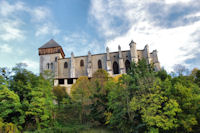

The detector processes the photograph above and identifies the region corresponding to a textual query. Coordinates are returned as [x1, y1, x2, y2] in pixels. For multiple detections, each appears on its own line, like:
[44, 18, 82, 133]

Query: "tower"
[129, 40, 138, 63]
[38, 39, 65, 79]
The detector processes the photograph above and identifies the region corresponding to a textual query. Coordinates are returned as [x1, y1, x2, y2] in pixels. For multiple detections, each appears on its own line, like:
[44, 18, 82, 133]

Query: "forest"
[0, 59, 200, 133]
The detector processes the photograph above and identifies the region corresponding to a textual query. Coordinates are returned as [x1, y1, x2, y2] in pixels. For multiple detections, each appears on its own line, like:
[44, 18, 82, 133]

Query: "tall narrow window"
[47, 63, 49, 69]
[80, 60, 84, 67]
[55, 57, 58, 62]
[113, 61, 119, 74]
[51, 63, 53, 69]
[64, 62, 68, 68]
[125, 60, 131, 73]
[98, 60, 102, 69]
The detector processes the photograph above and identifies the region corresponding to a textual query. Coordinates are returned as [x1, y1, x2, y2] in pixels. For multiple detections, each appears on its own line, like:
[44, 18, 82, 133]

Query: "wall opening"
[113, 61, 119, 74]
[80, 60, 84, 67]
[67, 79, 73, 84]
[64, 62, 68, 68]
[59, 79, 64, 85]
[125, 60, 131, 73]
[98, 60, 102, 69]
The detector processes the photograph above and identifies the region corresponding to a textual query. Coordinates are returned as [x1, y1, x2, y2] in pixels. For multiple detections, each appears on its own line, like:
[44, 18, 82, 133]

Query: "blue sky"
[0, 0, 200, 74]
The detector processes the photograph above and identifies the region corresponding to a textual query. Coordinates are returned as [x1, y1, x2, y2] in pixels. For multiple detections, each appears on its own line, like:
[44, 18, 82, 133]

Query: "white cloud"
[165, 0, 192, 4]
[22, 59, 39, 71]
[89, 0, 200, 72]
[0, 44, 12, 53]
[35, 23, 60, 36]
[0, 19, 24, 41]
[30, 7, 51, 22]
[63, 32, 102, 56]
[0, 0, 26, 16]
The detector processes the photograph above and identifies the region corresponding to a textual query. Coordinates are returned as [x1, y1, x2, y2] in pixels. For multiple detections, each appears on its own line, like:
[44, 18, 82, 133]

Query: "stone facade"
[38, 39, 160, 93]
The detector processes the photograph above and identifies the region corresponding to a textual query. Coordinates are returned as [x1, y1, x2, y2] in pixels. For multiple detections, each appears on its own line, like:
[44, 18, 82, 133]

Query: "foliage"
[1, 61, 200, 132]
[89, 69, 110, 125]
[0, 87, 24, 130]
[53, 85, 69, 106]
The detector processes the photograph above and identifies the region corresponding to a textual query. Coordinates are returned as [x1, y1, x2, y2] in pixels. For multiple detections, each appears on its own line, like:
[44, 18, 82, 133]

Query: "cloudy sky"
[0, 0, 200, 73]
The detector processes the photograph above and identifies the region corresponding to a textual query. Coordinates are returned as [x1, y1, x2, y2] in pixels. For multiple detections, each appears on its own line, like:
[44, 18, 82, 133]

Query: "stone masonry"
[38, 39, 160, 93]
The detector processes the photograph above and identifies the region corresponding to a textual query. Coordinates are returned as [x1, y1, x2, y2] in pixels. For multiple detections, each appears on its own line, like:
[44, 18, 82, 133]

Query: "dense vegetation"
[1, 60, 200, 133]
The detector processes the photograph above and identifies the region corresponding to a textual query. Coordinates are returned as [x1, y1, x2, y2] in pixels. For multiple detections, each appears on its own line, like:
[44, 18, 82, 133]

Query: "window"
[55, 57, 58, 62]
[59, 79, 64, 85]
[80, 60, 84, 67]
[113, 61, 119, 74]
[51, 63, 53, 69]
[47, 63, 49, 69]
[98, 60, 102, 69]
[125, 60, 131, 73]
[67, 79, 73, 84]
[64, 62, 68, 68]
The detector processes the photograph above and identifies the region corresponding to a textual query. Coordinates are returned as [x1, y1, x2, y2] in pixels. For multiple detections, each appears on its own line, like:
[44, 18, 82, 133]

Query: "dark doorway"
[125, 60, 131, 73]
[98, 60, 102, 69]
[59, 79, 64, 85]
[67, 79, 73, 84]
[113, 61, 119, 74]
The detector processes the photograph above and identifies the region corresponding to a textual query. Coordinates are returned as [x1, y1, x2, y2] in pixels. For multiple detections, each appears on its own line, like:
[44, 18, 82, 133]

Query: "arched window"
[113, 61, 119, 74]
[51, 63, 53, 69]
[80, 60, 84, 67]
[55, 57, 57, 62]
[47, 63, 49, 69]
[98, 60, 102, 69]
[125, 60, 131, 73]
[64, 62, 68, 68]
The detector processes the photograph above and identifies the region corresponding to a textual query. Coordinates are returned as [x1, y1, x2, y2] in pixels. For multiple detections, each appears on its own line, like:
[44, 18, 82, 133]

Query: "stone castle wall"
[39, 40, 161, 93]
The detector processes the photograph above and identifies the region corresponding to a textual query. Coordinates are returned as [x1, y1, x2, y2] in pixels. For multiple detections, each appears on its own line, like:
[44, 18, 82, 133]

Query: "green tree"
[0, 87, 24, 130]
[71, 76, 91, 123]
[106, 59, 155, 132]
[130, 79, 181, 132]
[53, 86, 68, 107]
[9, 64, 54, 130]
[89, 69, 110, 125]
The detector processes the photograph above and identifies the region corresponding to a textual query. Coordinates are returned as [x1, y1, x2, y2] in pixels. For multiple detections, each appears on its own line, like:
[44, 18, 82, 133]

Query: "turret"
[129, 40, 138, 63]
[152, 50, 160, 71]
[118, 45, 125, 74]
[106, 47, 112, 75]
[144, 44, 151, 64]
[70, 52, 75, 78]
[87, 51, 92, 77]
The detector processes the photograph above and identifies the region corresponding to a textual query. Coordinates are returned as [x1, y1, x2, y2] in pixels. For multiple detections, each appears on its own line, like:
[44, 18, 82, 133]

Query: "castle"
[38, 39, 160, 93]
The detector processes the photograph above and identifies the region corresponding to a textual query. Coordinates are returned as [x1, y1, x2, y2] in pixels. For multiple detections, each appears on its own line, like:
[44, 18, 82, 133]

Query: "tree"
[89, 69, 110, 125]
[106, 59, 155, 132]
[53, 86, 68, 107]
[173, 64, 189, 76]
[71, 76, 91, 123]
[0, 87, 24, 130]
[130, 79, 181, 132]
[8, 64, 54, 130]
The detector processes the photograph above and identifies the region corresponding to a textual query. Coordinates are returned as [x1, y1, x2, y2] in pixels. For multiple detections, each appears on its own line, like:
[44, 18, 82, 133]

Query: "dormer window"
[80, 60, 84, 67]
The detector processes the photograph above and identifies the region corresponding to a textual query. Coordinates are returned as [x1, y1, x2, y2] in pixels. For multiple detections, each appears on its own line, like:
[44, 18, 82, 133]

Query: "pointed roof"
[39, 39, 61, 49]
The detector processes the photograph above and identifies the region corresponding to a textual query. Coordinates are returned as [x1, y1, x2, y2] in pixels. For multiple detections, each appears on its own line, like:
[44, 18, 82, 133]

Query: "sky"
[0, 0, 200, 74]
